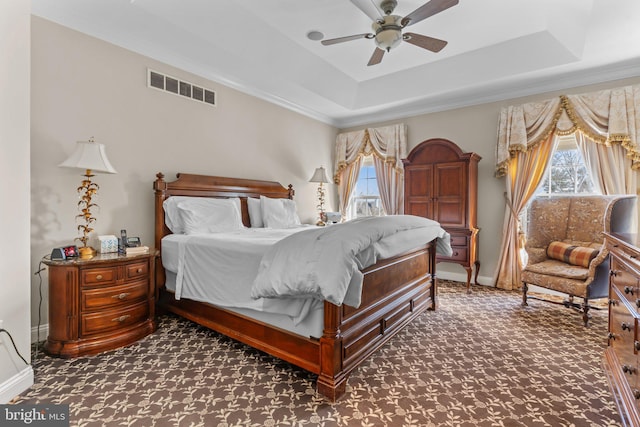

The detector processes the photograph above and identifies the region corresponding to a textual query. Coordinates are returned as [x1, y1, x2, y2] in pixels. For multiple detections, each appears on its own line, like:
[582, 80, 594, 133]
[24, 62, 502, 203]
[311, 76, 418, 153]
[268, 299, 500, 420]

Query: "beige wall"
[30, 17, 338, 328]
[1, 1, 33, 402]
[345, 76, 640, 284]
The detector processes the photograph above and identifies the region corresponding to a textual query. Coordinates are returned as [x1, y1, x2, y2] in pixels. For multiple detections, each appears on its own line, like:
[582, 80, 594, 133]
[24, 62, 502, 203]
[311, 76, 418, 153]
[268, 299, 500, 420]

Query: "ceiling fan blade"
[367, 48, 385, 66]
[350, 0, 383, 21]
[321, 33, 373, 46]
[401, 0, 458, 27]
[404, 32, 448, 52]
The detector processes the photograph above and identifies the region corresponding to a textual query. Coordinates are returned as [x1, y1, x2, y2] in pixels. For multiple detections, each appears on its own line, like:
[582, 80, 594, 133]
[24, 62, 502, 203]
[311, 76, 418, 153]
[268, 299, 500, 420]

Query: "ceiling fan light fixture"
[372, 15, 403, 52]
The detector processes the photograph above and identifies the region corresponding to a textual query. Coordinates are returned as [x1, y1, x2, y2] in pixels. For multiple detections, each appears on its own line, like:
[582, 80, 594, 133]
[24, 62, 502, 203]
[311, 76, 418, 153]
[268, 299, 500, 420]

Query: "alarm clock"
[51, 245, 79, 260]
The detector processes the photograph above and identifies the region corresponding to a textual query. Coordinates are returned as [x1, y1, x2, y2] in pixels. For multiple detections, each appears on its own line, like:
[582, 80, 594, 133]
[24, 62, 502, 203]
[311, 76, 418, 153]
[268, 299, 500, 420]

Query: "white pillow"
[247, 197, 263, 228]
[260, 196, 301, 229]
[163, 197, 242, 234]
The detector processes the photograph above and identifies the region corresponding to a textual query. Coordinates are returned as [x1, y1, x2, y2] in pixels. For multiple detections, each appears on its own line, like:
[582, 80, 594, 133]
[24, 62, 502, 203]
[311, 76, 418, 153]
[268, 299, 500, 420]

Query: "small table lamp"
[59, 137, 117, 258]
[309, 166, 330, 226]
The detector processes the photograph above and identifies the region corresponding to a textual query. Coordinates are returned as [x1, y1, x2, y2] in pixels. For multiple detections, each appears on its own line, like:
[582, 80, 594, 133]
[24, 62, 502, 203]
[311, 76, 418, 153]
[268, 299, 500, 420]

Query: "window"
[535, 135, 597, 196]
[348, 155, 383, 219]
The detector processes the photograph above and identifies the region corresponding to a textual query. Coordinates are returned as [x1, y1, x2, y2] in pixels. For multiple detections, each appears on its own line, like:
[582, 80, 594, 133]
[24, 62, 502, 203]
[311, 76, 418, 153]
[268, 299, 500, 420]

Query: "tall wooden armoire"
[403, 138, 481, 292]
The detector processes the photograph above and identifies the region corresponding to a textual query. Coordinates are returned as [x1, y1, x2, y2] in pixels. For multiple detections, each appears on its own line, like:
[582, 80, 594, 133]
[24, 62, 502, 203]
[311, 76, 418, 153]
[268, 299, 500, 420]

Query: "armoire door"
[405, 164, 434, 219]
[433, 162, 467, 227]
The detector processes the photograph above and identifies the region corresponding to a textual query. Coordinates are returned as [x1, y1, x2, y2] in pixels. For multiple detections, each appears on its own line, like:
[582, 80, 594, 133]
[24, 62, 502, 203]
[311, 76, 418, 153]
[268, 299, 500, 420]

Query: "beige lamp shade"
[309, 166, 329, 183]
[59, 139, 117, 174]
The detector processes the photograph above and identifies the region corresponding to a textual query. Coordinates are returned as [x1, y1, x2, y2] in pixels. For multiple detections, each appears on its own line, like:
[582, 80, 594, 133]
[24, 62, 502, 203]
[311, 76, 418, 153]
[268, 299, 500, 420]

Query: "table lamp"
[309, 166, 330, 226]
[59, 137, 117, 258]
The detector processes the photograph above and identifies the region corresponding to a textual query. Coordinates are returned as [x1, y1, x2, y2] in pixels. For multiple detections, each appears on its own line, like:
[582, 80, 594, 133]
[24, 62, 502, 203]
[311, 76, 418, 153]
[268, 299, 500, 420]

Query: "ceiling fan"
[321, 0, 458, 66]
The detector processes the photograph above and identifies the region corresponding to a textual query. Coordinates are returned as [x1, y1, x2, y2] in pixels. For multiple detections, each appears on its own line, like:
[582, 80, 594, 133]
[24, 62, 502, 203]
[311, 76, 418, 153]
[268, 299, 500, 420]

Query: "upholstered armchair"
[521, 195, 636, 326]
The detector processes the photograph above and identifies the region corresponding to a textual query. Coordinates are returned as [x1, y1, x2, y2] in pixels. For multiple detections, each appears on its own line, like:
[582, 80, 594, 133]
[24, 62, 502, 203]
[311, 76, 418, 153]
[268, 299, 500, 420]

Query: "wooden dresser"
[403, 138, 481, 292]
[43, 251, 157, 358]
[604, 232, 640, 426]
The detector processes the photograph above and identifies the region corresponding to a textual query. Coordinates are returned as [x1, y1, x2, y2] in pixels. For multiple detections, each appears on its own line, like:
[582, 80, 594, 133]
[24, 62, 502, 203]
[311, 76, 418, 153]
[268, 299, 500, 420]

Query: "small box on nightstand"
[97, 235, 118, 253]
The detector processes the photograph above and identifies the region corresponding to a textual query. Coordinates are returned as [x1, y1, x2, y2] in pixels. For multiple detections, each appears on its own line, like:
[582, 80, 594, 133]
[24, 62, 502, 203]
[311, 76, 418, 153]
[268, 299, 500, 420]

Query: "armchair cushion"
[525, 259, 590, 281]
[546, 241, 599, 268]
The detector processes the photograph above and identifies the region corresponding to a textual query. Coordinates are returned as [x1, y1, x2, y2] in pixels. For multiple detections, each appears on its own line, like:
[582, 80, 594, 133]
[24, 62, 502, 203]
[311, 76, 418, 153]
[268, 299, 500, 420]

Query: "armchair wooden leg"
[522, 282, 529, 307]
[582, 299, 591, 327]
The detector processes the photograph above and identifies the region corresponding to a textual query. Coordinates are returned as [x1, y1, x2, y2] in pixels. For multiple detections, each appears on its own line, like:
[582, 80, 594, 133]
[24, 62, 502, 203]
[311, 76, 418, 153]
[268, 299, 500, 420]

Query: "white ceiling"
[31, 0, 640, 128]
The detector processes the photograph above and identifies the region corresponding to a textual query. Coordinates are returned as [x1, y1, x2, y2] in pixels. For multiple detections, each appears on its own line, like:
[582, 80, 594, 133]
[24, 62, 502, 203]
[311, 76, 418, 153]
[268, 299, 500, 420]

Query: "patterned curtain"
[494, 84, 640, 290]
[334, 124, 407, 219]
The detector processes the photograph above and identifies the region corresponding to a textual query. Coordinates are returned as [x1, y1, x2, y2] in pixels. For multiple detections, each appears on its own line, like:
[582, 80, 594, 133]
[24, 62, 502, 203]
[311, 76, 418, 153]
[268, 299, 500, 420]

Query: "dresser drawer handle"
[609, 299, 619, 307]
[136, 268, 143, 274]
[624, 286, 634, 295]
[112, 293, 130, 300]
[636, 299, 640, 309]
[623, 365, 637, 375]
[112, 315, 131, 323]
[611, 270, 620, 277]
[634, 389, 640, 400]
[622, 322, 633, 332]
[608, 332, 616, 340]
[635, 341, 640, 352]
[96, 274, 103, 280]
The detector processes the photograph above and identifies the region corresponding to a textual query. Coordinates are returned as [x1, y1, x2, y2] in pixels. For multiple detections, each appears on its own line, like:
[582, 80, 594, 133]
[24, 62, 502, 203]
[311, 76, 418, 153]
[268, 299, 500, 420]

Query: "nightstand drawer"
[612, 257, 640, 309]
[82, 267, 117, 286]
[449, 235, 468, 246]
[81, 301, 149, 336]
[81, 280, 148, 311]
[126, 262, 148, 280]
[439, 246, 468, 262]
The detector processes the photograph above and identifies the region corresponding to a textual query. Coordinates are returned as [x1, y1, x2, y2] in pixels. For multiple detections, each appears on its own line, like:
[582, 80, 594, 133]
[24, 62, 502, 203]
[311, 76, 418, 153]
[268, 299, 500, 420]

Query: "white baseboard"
[0, 366, 33, 403]
[31, 324, 48, 344]
[436, 270, 494, 288]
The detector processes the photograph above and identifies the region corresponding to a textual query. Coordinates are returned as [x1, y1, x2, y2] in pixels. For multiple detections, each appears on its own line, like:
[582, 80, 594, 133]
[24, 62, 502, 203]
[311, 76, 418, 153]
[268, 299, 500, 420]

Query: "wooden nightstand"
[42, 251, 157, 358]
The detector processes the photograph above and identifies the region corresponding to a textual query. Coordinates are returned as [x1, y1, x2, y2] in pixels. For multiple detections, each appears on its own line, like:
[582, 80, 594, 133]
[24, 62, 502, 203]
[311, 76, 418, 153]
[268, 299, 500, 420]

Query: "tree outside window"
[536, 135, 596, 196]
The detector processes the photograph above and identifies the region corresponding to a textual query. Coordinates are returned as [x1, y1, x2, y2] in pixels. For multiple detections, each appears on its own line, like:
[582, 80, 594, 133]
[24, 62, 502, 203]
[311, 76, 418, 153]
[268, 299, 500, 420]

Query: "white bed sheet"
[162, 223, 446, 339]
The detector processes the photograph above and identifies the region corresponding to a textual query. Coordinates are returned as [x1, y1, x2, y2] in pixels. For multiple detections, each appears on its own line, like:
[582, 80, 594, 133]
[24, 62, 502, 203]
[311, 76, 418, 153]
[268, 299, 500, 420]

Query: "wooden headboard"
[153, 172, 294, 249]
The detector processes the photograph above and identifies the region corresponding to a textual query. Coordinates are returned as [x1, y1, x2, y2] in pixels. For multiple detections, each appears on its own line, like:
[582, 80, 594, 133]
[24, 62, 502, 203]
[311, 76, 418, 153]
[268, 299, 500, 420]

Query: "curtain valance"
[334, 124, 407, 184]
[496, 85, 640, 177]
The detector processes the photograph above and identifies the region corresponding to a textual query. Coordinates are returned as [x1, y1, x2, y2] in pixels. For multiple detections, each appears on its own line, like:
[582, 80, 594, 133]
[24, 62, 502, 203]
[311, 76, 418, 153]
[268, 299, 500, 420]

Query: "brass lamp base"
[78, 246, 96, 259]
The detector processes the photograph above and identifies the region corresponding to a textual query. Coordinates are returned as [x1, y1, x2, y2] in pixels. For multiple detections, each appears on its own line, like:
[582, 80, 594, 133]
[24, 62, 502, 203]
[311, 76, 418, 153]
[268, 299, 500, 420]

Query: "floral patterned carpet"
[13, 281, 619, 426]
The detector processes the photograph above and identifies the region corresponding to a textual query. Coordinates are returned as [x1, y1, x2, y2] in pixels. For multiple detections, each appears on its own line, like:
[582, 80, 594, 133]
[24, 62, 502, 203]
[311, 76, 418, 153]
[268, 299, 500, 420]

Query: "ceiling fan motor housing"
[380, 0, 398, 15]
[372, 15, 403, 52]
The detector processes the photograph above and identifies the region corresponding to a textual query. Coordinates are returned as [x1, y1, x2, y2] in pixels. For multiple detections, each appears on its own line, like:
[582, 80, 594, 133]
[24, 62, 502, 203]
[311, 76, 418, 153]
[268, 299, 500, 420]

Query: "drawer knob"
[635, 341, 640, 352]
[96, 274, 103, 280]
[609, 299, 619, 307]
[136, 268, 143, 274]
[622, 322, 633, 332]
[112, 292, 130, 300]
[624, 286, 634, 295]
[623, 365, 637, 375]
[112, 315, 131, 323]
[636, 299, 640, 309]
[634, 390, 640, 400]
[608, 332, 616, 340]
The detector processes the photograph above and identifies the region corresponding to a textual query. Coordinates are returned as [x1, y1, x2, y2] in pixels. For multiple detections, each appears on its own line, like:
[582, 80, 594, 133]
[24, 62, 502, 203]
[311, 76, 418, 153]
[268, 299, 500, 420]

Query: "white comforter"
[250, 215, 451, 308]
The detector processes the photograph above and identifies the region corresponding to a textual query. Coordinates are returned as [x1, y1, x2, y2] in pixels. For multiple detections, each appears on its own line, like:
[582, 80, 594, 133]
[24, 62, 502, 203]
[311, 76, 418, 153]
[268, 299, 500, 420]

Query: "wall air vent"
[147, 69, 216, 107]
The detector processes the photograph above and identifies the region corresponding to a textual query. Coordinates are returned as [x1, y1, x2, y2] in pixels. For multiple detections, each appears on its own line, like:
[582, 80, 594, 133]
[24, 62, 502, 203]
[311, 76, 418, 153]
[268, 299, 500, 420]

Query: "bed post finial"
[154, 172, 166, 191]
[287, 184, 295, 199]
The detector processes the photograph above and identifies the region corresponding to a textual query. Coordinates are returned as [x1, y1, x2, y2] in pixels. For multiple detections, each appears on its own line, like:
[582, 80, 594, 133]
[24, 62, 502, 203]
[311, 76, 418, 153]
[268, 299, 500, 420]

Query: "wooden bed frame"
[153, 172, 438, 400]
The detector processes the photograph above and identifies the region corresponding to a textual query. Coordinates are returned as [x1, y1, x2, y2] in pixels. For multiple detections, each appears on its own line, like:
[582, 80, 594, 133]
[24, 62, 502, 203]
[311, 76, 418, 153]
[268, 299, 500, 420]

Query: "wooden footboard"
[153, 172, 437, 400]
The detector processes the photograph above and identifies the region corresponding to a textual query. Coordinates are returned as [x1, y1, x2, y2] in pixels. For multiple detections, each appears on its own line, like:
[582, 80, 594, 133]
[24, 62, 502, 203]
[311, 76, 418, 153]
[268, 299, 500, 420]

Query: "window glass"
[535, 135, 596, 196]
[348, 155, 384, 219]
